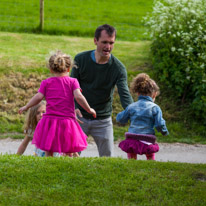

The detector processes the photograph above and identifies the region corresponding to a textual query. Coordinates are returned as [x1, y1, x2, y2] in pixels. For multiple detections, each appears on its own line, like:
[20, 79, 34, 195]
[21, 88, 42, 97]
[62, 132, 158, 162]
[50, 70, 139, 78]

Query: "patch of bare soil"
[0, 72, 46, 114]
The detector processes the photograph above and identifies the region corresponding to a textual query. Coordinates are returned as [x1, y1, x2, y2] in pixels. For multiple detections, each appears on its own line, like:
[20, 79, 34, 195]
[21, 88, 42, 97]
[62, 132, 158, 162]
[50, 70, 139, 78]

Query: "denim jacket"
[116, 95, 169, 136]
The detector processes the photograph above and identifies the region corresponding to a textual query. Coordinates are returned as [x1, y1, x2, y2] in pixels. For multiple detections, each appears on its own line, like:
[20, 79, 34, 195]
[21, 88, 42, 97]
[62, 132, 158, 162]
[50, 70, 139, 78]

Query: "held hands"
[75, 109, 82, 118]
[18, 106, 28, 114]
[75, 109, 84, 124]
[88, 108, 96, 118]
[75, 108, 96, 124]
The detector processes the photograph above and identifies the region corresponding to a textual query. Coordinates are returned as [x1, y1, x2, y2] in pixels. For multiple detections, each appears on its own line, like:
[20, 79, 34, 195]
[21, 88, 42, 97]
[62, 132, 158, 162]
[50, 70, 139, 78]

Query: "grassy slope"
[0, 31, 148, 134]
[0, 31, 205, 144]
[0, 155, 206, 206]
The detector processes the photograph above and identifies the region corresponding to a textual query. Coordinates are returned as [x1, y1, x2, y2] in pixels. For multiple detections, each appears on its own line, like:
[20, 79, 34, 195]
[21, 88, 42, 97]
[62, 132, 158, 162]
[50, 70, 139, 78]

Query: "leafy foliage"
[144, 0, 206, 122]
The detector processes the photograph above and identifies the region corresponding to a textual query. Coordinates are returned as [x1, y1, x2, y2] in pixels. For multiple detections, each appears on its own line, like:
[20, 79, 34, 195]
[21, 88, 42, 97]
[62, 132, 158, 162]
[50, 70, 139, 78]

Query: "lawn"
[0, 155, 206, 206]
[0, 0, 154, 41]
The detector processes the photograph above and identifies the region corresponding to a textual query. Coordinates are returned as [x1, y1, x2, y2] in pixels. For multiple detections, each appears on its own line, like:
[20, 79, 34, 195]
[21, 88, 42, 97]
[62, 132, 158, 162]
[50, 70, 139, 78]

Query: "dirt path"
[0, 138, 206, 164]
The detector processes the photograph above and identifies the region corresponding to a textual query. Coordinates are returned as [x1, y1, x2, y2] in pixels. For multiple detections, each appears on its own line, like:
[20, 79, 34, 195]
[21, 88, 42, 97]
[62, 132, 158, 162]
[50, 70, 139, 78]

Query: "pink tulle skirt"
[32, 116, 87, 153]
[119, 133, 159, 155]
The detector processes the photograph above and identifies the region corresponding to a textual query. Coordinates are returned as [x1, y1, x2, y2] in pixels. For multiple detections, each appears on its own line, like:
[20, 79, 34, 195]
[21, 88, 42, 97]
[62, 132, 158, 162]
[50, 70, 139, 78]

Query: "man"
[71, 24, 133, 157]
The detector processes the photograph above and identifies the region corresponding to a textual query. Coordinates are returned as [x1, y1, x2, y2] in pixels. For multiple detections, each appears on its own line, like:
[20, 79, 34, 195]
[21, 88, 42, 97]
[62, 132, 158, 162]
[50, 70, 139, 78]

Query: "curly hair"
[130, 73, 159, 96]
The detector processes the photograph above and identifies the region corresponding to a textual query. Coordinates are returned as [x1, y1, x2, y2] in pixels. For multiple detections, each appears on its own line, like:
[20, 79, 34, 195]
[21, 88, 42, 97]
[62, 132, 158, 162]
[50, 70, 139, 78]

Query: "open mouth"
[103, 50, 110, 55]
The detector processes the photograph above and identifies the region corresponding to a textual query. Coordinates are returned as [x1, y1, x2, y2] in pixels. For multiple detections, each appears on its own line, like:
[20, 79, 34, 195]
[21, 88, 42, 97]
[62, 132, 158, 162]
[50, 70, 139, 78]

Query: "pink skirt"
[32, 116, 87, 153]
[119, 133, 159, 155]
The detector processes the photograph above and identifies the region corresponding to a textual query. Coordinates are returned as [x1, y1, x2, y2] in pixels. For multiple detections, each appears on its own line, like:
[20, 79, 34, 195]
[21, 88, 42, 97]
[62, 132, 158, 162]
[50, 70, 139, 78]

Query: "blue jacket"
[116, 95, 169, 136]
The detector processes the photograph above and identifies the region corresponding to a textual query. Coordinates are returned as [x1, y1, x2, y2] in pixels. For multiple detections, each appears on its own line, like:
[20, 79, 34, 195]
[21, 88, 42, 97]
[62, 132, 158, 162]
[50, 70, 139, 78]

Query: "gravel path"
[0, 138, 206, 164]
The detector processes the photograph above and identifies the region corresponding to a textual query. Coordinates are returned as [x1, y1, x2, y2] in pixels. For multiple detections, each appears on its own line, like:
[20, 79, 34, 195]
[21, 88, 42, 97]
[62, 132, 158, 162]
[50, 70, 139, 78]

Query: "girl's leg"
[146, 153, 155, 160]
[72, 152, 79, 157]
[127, 153, 137, 159]
[45, 151, 53, 157]
[64, 153, 73, 157]
[64, 153, 79, 157]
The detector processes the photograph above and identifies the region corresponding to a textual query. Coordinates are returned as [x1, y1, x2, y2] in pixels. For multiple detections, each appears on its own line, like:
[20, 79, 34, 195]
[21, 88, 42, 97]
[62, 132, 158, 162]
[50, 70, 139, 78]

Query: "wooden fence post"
[40, 0, 44, 31]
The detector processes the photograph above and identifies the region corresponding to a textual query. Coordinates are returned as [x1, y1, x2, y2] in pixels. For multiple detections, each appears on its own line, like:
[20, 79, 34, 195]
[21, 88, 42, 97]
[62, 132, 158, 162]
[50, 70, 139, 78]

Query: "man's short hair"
[94, 24, 116, 40]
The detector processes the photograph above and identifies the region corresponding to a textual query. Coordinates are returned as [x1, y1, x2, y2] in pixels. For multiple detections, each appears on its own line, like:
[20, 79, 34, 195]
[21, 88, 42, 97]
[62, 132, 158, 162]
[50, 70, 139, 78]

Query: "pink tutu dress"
[32, 76, 87, 153]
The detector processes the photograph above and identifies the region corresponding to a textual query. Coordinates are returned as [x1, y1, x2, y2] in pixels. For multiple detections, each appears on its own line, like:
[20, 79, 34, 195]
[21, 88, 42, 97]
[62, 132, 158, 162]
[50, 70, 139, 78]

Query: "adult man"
[71, 24, 133, 157]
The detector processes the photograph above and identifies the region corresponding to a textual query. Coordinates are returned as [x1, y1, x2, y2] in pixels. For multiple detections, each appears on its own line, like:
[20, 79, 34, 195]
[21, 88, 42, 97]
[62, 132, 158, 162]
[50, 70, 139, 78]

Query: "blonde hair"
[48, 50, 73, 73]
[131, 73, 160, 96]
[24, 101, 46, 132]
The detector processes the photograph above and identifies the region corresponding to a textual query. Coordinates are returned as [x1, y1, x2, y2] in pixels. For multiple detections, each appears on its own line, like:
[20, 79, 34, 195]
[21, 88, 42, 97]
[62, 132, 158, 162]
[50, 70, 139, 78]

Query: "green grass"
[0, 132, 24, 139]
[0, 0, 153, 41]
[0, 32, 150, 74]
[0, 113, 23, 133]
[0, 155, 206, 205]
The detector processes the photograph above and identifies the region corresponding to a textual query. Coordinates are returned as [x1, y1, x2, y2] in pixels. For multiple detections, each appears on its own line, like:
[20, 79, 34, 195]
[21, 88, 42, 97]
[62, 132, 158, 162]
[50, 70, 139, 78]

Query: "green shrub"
[144, 0, 206, 122]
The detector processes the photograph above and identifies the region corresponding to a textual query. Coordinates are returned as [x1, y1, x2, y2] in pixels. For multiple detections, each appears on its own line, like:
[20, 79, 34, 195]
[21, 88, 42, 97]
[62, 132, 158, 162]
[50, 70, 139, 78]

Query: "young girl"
[116, 73, 169, 160]
[19, 51, 96, 157]
[17, 101, 46, 156]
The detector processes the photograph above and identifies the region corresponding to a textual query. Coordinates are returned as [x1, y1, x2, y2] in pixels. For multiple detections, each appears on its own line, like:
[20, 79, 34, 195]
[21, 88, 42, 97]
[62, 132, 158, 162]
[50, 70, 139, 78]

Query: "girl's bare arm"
[19, 92, 44, 114]
[73, 89, 96, 118]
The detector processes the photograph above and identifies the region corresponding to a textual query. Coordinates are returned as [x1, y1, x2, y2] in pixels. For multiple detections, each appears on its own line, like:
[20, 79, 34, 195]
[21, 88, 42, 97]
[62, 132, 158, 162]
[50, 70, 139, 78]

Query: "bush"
[144, 0, 206, 122]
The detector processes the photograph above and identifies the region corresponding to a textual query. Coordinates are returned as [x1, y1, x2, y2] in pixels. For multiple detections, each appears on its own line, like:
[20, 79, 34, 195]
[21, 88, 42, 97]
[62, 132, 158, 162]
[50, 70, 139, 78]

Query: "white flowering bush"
[144, 0, 206, 121]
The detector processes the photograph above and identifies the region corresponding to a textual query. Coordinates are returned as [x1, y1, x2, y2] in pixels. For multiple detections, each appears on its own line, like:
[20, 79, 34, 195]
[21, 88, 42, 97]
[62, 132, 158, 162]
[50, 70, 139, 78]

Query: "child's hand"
[18, 106, 28, 114]
[89, 108, 96, 118]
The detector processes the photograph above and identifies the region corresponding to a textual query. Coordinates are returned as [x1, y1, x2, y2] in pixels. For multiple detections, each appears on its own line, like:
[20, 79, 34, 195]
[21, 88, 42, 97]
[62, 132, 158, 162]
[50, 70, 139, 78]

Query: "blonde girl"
[17, 101, 46, 156]
[19, 51, 96, 157]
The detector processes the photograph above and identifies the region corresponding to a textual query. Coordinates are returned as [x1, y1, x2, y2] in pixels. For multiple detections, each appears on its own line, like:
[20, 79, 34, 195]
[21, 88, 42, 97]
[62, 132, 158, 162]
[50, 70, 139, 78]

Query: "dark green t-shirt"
[71, 50, 133, 119]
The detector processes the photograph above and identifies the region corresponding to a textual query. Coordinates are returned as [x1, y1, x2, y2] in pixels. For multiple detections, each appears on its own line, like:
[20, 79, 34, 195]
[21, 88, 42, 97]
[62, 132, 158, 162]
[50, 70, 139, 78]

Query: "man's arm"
[116, 68, 133, 109]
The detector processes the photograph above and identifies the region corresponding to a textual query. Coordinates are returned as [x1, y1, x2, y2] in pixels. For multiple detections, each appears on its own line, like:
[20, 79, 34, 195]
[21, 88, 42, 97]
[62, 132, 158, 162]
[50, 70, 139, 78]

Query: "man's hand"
[75, 109, 84, 124]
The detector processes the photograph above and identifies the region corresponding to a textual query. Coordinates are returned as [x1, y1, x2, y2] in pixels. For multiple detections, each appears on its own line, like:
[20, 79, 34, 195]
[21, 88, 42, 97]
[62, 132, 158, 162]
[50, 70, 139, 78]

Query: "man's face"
[94, 30, 115, 58]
